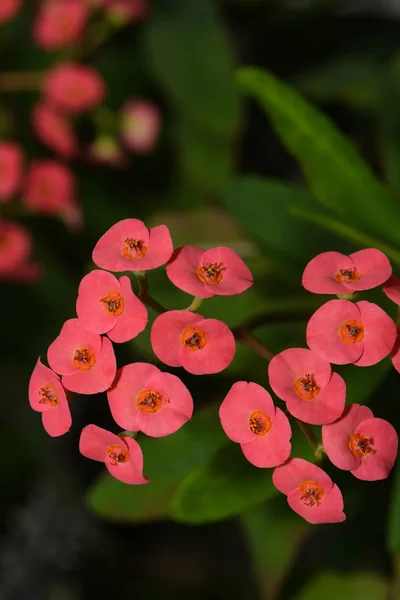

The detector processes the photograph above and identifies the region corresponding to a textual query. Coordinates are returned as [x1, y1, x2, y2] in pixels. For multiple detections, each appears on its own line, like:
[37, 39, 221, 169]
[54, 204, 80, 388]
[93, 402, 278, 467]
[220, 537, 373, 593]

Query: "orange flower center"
[196, 262, 224, 285]
[248, 410, 272, 436]
[107, 444, 129, 466]
[38, 383, 58, 407]
[73, 347, 96, 371]
[294, 374, 320, 401]
[136, 389, 169, 414]
[299, 480, 324, 507]
[339, 320, 364, 344]
[348, 433, 375, 458]
[122, 238, 148, 260]
[181, 327, 207, 351]
[100, 291, 124, 316]
[334, 267, 361, 283]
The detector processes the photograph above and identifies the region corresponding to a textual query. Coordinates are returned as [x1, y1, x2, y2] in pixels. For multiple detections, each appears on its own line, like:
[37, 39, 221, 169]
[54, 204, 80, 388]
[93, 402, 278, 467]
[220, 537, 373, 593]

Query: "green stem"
[297, 421, 321, 457]
[231, 303, 317, 337]
[234, 330, 274, 362]
[187, 296, 204, 313]
[135, 272, 167, 314]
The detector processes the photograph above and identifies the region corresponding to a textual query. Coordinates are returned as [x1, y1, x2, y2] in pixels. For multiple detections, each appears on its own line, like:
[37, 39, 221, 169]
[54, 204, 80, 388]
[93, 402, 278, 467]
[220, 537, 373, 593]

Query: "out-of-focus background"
[2, 0, 400, 598]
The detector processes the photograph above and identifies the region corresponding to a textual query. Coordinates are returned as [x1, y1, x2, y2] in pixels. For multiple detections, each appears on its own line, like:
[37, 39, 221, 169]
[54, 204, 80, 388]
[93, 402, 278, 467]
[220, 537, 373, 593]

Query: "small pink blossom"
[47, 318, 116, 394]
[92, 218, 173, 272]
[29, 357, 71, 437]
[0, 141, 23, 203]
[151, 310, 236, 375]
[0, 0, 21, 24]
[32, 103, 78, 158]
[79, 424, 149, 485]
[268, 348, 346, 425]
[322, 404, 398, 481]
[43, 63, 106, 115]
[302, 249, 392, 294]
[107, 362, 194, 437]
[306, 299, 396, 366]
[382, 275, 400, 305]
[273, 458, 346, 524]
[219, 381, 291, 468]
[76, 269, 148, 343]
[166, 246, 254, 299]
[121, 100, 161, 154]
[33, 0, 88, 50]
[0, 219, 41, 283]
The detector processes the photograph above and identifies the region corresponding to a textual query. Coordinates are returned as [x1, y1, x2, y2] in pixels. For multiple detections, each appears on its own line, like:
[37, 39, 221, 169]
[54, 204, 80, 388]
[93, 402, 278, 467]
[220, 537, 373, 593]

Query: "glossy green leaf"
[236, 67, 400, 247]
[294, 572, 388, 600]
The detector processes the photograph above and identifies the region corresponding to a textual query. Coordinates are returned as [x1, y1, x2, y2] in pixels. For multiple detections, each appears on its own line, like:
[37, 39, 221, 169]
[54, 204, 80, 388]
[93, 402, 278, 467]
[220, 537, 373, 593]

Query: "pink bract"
[166, 246, 254, 299]
[43, 63, 106, 114]
[32, 103, 78, 158]
[47, 318, 117, 394]
[383, 275, 400, 305]
[121, 100, 161, 154]
[0, 0, 21, 24]
[33, 0, 88, 50]
[322, 404, 398, 481]
[219, 381, 291, 468]
[29, 357, 71, 437]
[0, 219, 41, 282]
[79, 424, 149, 485]
[0, 141, 23, 203]
[151, 310, 236, 375]
[92, 218, 173, 272]
[306, 299, 396, 366]
[302, 249, 392, 294]
[268, 348, 346, 425]
[76, 269, 148, 343]
[273, 458, 346, 524]
[107, 362, 194, 437]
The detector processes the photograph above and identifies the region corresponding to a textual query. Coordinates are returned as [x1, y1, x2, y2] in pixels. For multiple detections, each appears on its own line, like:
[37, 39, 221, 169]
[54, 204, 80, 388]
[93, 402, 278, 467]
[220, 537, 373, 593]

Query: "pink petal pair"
[32, 103, 77, 159]
[302, 249, 392, 294]
[108, 363, 193, 437]
[43, 63, 106, 115]
[0, 142, 23, 203]
[219, 382, 291, 468]
[268, 348, 346, 425]
[273, 458, 346, 524]
[322, 404, 398, 481]
[151, 310, 236, 375]
[29, 358, 72, 437]
[92, 218, 173, 272]
[80, 424, 149, 485]
[306, 300, 396, 366]
[166, 245, 253, 298]
[33, 0, 88, 50]
[0, 0, 21, 24]
[76, 270, 148, 343]
[47, 319, 116, 394]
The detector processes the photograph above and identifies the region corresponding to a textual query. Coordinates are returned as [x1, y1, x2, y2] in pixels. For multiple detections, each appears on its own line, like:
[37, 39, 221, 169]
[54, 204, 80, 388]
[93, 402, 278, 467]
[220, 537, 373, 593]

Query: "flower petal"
[241, 408, 291, 468]
[285, 372, 346, 425]
[106, 436, 150, 485]
[302, 251, 355, 294]
[351, 418, 398, 481]
[201, 246, 253, 296]
[47, 318, 102, 376]
[348, 248, 392, 291]
[76, 269, 120, 334]
[151, 310, 202, 368]
[62, 336, 116, 394]
[354, 301, 396, 367]
[179, 317, 236, 375]
[272, 457, 333, 495]
[166, 246, 213, 298]
[107, 276, 148, 343]
[287, 483, 345, 524]
[79, 424, 122, 462]
[42, 396, 72, 437]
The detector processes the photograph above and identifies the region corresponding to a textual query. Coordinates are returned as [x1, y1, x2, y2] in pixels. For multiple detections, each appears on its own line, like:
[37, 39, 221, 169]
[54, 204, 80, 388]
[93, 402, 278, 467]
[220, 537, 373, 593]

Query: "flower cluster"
[28, 234, 399, 523]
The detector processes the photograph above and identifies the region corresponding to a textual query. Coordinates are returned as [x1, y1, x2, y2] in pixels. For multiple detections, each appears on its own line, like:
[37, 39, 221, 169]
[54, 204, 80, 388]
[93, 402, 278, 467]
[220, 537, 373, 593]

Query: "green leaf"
[294, 572, 388, 600]
[236, 67, 400, 248]
[87, 407, 227, 523]
[170, 443, 278, 524]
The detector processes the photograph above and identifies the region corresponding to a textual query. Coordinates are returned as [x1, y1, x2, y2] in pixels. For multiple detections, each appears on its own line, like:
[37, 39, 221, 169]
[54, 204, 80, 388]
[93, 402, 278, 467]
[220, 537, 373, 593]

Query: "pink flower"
[24, 159, 83, 229]
[273, 458, 346, 524]
[0, 141, 23, 203]
[166, 246, 254, 299]
[219, 381, 291, 468]
[391, 328, 400, 374]
[32, 103, 78, 158]
[107, 363, 193, 437]
[76, 269, 148, 343]
[79, 424, 149, 485]
[302, 249, 392, 295]
[33, 0, 88, 50]
[322, 404, 398, 481]
[268, 348, 346, 425]
[92, 218, 173, 272]
[0, 0, 21, 24]
[383, 275, 400, 305]
[47, 318, 116, 394]
[43, 63, 106, 114]
[306, 299, 396, 366]
[101, 0, 147, 21]
[121, 100, 161, 154]
[0, 219, 41, 283]
[151, 310, 236, 375]
[29, 357, 72, 437]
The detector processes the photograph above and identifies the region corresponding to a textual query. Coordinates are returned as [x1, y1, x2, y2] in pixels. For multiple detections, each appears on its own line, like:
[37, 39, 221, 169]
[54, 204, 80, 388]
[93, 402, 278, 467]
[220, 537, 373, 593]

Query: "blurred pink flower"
[219, 381, 291, 468]
[0, 0, 21, 24]
[166, 246, 254, 299]
[383, 275, 400, 305]
[32, 103, 78, 158]
[43, 63, 106, 114]
[79, 424, 150, 485]
[0, 141, 23, 203]
[121, 100, 161, 154]
[33, 0, 88, 50]
[107, 362, 194, 437]
[0, 219, 41, 283]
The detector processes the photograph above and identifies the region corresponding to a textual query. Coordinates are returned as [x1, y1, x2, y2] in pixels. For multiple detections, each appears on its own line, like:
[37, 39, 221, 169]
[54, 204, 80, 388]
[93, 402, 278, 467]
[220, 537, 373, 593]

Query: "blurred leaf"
[87, 407, 227, 523]
[236, 67, 400, 248]
[294, 572, 388, 600]
[337, 359, 391, 406]
[170, 443, 278, 524]
[381, 53, 400, 195]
